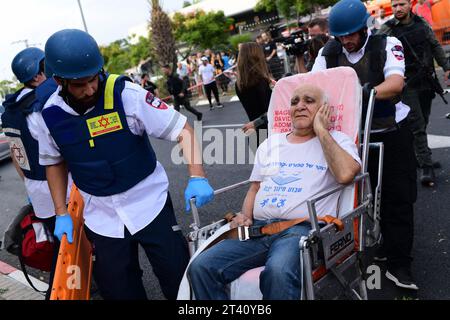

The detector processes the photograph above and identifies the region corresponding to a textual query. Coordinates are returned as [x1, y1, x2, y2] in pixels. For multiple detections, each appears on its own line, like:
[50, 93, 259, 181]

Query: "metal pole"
[77, 0, 89, 33]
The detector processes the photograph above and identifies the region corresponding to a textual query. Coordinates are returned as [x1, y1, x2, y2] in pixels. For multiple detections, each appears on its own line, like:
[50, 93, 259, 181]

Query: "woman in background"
[235, 42, 273, 146]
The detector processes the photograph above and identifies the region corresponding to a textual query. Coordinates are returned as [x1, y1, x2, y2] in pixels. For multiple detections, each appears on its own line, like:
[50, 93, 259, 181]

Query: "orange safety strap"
[203, 214, 344, 251]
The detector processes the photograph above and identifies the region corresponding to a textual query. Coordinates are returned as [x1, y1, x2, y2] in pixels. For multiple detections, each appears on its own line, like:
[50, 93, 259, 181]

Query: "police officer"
[32, 29, 214, 300]
[378, 0, 450, 186]
[1, 48, 69, 298]
[313, 0, 418, 290]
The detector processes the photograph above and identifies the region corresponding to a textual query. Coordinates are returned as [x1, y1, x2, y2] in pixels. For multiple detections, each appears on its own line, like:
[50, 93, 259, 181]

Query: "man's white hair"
[292, 84, 328, 105]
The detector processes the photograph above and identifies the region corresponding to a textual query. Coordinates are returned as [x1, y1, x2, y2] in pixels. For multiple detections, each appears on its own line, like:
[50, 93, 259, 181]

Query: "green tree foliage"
[183, 1, 191, 7]
[100, 36, 151, 74]
[297, 0, 338, 15]
[255, 0, 277, 12]
[0, 80, 22, 100]
[172, 10, 234, 50]
[256, 0, 338, 19]
[228, 33, 253, 51]
[129, 35, 151, 66]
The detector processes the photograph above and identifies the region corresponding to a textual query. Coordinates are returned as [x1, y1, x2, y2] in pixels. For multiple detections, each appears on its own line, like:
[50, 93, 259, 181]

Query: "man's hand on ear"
[313, 103, 330, 135]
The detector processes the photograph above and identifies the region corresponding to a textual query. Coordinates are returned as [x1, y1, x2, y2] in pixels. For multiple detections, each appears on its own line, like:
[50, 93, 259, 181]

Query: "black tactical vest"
[322, 35, 397, 130]
[384, 15, 433, 88]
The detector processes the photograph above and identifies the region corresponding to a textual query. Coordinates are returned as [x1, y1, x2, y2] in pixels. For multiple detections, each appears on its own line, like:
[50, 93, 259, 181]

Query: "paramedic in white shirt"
[33, 29, 214, 300]
[311, 0, 418, 291]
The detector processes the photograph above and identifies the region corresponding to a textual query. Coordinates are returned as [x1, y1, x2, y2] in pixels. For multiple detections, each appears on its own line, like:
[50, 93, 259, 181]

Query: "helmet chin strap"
[98, 69, 107, 83]
[359, 28, 368, 50]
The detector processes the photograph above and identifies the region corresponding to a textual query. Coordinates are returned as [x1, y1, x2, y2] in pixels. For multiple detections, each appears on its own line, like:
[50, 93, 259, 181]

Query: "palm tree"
[149, 0, 177, 74]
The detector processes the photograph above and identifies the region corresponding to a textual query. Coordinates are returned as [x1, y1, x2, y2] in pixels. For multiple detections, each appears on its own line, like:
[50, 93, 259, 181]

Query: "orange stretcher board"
[50, 185, 93, 300]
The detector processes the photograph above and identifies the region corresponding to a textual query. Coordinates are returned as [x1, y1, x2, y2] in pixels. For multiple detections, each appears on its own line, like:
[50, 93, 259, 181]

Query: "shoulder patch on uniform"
[145, 92, 167, 110]
[8, 137, 31, 171]
[391, 45, 404, 61]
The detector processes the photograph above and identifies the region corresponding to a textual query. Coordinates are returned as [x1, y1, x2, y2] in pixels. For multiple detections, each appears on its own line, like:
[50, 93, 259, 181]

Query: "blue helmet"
[329, 0, 370, 37]
[45, 29, 104, 79]
[44, 60, 54, 78]
[11, 47, 45, 83]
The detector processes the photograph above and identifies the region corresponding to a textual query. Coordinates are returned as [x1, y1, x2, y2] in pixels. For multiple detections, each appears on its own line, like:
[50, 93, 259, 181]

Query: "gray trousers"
[401, 88, 435, 167]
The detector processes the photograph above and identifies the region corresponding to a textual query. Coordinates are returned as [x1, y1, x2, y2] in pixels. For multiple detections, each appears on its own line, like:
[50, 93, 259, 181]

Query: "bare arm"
[374, 74, 404, 99]
[267, 48, 277, 61]
[46, 161, 68, 215]
[314, 105, 361, 184]
[231, 181, 260, 228]
[10, 151, 25, 180]
[177, 121, 206, 177]
[296, 55, 308, 74]
[241, 181, 260, 219]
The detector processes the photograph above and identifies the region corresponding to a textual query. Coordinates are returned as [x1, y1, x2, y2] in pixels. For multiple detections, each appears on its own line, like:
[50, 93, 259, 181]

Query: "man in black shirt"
[140, 73, 159, 96]
[261, 32, 283, 80]
[162, 65, 202, 121]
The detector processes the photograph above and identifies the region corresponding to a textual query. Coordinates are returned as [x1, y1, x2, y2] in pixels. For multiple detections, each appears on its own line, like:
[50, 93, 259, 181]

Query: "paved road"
[1, 90, 449, 300]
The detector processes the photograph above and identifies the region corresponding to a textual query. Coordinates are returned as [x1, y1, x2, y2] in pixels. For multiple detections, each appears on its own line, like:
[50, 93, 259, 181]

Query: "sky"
[0, 0, 184, 81]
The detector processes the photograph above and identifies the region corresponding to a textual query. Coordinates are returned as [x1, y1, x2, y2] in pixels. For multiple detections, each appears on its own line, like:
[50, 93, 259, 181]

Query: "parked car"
[0, 107, 11, 161]
[0, 132, 10, 161]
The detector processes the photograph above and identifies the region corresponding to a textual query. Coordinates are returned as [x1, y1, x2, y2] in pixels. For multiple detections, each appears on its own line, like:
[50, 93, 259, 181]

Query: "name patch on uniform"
[391, 45, 404, 61]
[146, 92, 167, 110]
[86, 112, 123, 137]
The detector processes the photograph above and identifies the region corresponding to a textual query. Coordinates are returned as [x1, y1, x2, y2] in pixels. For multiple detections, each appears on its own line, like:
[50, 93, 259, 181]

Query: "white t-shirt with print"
[250, 131, 361, 220]
[199, 63, 216, 85]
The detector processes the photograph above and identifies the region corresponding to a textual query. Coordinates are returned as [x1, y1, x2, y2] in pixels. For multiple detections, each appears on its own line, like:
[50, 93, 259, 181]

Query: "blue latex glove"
[184, 177, 214, 212]
[54, 215, 74, 244]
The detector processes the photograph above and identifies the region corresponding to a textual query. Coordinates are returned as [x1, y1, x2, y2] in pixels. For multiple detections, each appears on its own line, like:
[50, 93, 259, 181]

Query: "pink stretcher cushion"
[268, 67, 362, 142]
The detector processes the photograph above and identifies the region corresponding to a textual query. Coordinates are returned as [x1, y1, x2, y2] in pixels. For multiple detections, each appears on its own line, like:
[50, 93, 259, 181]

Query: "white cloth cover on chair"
[177, 223, 231, 300]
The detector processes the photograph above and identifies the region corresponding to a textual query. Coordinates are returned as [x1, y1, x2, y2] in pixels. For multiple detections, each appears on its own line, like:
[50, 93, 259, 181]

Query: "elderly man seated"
[188, 83, 361, 300]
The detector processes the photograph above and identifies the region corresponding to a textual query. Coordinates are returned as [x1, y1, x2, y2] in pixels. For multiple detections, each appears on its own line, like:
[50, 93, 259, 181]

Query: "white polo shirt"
[31, 81, 187, 238]
[312, 30, 409, 123]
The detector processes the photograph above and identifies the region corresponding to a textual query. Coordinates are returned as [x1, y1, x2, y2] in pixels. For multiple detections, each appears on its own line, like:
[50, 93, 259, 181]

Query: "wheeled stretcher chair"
[177, 67, 384, 300]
